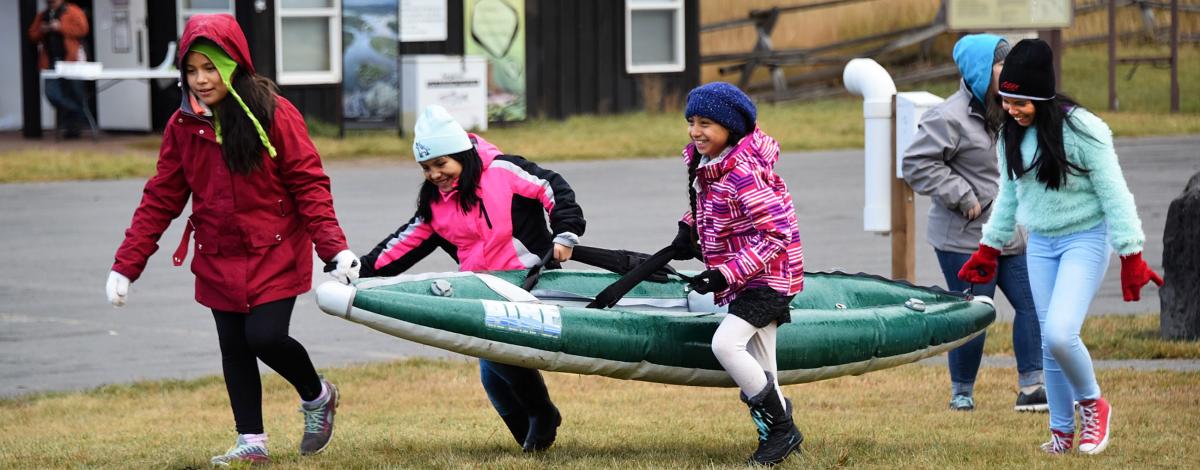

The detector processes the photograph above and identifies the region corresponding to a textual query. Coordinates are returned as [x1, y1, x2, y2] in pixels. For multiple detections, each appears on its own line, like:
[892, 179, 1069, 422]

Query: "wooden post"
[890, 95, 916, 281]
[1170, 0, 1180, 113]
[1037, 29, 1064, 93]
[1108, 0, 1118, 111]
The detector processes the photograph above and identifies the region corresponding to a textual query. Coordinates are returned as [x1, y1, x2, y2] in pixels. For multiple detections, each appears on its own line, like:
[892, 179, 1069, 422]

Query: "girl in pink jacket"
[359, 105, 585, 452]
[671, 82, 805, 466]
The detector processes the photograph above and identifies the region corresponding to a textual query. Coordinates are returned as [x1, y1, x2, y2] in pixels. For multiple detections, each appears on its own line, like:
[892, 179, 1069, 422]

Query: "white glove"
[106, 271, 131, 307]
[329, 249, 360, 285]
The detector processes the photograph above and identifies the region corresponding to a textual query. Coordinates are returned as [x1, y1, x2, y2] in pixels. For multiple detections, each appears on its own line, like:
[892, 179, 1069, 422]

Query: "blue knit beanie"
[684, 82, 756, 137]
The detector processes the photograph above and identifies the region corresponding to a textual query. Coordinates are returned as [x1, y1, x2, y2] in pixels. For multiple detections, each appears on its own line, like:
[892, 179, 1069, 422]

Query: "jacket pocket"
[195, 226, 220, 255]
[247, 216, 299, 248]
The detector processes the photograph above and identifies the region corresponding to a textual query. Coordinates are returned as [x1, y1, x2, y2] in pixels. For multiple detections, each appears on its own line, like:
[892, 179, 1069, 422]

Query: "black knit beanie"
[998, 39, 1055, 100]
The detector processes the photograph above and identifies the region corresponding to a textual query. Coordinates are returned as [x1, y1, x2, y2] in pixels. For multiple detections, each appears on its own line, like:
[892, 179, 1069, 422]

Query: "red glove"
[1120, 252, 1163, 301]
[958, 244, 1001, 284]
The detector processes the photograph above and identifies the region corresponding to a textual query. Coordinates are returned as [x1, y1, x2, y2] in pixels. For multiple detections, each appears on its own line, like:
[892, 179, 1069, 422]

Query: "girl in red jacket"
[359, 105, 586, 452]
[104, 15, 358, 466]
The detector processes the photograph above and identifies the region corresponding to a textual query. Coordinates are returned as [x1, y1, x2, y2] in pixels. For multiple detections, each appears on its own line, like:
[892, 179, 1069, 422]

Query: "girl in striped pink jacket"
[670, 82, 805, 466]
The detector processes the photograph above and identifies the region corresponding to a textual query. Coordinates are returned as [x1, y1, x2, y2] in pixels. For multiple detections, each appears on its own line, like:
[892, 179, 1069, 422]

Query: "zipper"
[478, 202, 493, 229]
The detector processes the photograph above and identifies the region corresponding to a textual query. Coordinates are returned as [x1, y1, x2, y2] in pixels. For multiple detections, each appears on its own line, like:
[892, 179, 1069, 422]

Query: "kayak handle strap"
[586, 244, 678, 309]
[522, 249, 557, 291]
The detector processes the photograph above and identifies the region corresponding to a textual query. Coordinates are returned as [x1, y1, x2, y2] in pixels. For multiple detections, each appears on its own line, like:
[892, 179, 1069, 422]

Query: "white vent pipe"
[843, 58, 896, 233]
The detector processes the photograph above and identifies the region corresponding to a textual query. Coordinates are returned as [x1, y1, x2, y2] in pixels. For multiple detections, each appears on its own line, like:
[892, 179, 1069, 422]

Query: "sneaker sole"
[211, 455, 270, 467]
[1014, 403, 1049, 412]
[1078, 409, 1111, 455]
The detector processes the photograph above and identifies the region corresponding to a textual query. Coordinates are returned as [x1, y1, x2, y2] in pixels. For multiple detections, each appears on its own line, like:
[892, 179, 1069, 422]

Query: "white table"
[39, 68, 179, 136]
[40, 68, 179, 93]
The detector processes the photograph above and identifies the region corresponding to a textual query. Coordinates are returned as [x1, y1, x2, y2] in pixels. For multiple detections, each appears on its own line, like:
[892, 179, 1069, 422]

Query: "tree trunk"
[1161, 170, 1200, 340]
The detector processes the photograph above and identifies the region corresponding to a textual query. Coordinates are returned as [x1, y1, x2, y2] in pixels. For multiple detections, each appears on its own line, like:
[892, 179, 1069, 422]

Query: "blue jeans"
[1026, 223, 1110, 433]
[935, 249, 1043, 394]
[479, 359, 554, 418]
[44, 78, 87, 128]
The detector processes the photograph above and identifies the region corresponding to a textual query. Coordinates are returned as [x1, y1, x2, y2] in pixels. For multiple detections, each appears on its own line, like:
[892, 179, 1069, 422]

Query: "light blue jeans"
[1025, 223, 1110, 433]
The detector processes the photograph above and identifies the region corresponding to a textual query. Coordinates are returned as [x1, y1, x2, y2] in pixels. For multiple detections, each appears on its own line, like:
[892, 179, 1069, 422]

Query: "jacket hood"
[685, 126, 780, 181]
[178, 14, 255, 76]
[470, 133, 501, 168]
[952, 34, 1005, 107]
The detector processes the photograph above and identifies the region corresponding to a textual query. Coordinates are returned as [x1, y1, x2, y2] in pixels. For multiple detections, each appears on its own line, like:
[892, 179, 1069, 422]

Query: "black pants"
[212, 297, 322, 435]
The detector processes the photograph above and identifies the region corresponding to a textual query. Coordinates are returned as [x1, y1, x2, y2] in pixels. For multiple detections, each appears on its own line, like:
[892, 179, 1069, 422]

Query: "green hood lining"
[189, 41, 277, 158]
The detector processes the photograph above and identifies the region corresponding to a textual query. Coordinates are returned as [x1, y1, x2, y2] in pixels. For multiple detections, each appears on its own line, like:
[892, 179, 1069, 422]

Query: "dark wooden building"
[17, 0, 699, 135]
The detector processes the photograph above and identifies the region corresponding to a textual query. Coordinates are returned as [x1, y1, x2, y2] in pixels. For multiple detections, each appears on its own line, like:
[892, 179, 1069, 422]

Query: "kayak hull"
[317, 270, 994, 387]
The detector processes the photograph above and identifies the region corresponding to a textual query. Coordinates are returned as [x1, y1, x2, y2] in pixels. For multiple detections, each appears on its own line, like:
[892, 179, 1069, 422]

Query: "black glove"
[671, 221, 700, 261]
[688, 269, 729, 294]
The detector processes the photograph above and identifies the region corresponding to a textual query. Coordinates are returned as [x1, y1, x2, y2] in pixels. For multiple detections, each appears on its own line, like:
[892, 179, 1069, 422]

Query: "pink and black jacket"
[682, 127, 804, 305]
[360, 135, 585, 276]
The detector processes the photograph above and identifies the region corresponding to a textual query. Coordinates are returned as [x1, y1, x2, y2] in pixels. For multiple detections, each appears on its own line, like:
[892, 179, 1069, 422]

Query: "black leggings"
[212, 297, 322, 435]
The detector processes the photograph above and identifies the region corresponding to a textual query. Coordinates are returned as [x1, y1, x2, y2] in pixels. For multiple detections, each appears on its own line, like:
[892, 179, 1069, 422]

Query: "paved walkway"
[1, 134, 1196, 397]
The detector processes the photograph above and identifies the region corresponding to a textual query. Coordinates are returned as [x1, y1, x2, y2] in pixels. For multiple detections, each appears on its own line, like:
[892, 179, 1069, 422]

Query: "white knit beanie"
[412, 105, 472, 162]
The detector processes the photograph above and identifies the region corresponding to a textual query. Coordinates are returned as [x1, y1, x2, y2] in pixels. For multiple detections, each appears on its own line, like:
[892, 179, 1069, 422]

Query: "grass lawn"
[3, 44, 1199, 183]
[1, 358, 1196, 469]
[985, 313, 1200, 359]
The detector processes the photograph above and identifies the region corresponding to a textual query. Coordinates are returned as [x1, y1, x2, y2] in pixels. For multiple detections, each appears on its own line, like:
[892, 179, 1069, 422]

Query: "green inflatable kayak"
[316, 269, 995, 387]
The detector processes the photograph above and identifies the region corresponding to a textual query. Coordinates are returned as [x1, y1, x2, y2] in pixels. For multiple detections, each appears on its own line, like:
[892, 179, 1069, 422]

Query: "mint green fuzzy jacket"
[981, 107, 1145, 255]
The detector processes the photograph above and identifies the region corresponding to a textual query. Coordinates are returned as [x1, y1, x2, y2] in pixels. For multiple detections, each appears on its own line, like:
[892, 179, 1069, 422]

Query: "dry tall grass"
[1, 359, 1197, 469]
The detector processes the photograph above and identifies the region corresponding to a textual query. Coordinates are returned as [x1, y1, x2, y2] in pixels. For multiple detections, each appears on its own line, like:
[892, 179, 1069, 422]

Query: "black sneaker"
[1015, 386, 1049, 412]
[299, 380, 339, 455]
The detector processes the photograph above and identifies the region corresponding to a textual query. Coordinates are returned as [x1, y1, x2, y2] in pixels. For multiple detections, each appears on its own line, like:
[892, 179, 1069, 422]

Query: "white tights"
[711, 314, 785, 404]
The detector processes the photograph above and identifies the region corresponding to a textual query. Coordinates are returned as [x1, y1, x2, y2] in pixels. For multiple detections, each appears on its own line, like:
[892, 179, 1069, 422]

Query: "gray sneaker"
[1015, 386, 1049, 412]
[210, 436, 270, 467]
[299, 380, 339, 455]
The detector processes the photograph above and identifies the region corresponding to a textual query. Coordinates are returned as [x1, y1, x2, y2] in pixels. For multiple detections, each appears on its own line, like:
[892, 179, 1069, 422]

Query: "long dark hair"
[416, 147, 484, 221]
[216, 71, 278, 174]
[1001, 94, 1091, 190]
[983, 85, 1007, 136]
[687, 131, 746, 222]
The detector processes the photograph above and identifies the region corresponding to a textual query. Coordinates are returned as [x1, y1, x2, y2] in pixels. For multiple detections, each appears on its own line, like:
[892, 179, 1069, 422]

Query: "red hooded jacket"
[111, 15, 348, 313]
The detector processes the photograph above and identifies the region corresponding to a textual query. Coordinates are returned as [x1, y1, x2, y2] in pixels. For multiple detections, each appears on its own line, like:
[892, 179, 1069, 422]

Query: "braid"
[687, 147, 702, 223]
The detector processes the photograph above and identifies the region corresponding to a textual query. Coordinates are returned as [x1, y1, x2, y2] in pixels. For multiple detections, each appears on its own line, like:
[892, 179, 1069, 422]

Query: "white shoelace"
[1079, 403, 1101, 441]
[1041, 432, 1071, 453]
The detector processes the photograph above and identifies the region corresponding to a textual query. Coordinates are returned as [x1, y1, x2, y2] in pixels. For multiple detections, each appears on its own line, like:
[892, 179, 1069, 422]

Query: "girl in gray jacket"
[901, 34, 1046, 413]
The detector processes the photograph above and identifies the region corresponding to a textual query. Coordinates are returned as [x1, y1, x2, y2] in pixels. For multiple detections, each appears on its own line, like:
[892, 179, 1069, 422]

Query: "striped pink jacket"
[681, 127, 804, 305]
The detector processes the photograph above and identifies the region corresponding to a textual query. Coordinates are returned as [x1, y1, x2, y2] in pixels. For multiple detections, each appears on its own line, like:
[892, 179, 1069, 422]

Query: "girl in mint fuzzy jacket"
[959, 39, 1163, 456]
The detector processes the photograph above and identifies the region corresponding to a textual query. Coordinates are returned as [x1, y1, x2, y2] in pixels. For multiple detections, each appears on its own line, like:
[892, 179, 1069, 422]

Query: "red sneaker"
[1040, 429, 1074, 455]
[1077, 397, 1112, 454]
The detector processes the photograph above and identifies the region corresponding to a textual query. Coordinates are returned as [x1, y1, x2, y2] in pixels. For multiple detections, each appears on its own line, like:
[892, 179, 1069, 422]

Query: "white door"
[0, 1, 23, 130]
[94, 0, 151, 131]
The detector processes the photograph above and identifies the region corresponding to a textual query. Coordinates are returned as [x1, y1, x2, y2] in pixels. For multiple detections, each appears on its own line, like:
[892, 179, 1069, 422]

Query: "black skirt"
[728, 287, 794, 328]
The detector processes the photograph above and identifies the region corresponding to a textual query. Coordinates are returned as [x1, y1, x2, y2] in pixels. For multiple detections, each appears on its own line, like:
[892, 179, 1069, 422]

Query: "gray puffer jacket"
[901, 81, 1026, 255]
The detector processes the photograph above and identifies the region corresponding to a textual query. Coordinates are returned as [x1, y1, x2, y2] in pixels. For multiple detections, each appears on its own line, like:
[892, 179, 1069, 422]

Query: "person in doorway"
[902, 34, 1047, 413]
[667, 82, 805, 466]
[104, 15, 359, 466]
[28, 0, 90, 138]
[960, 38, 1163, 455]
[358, 105, 585, 453]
